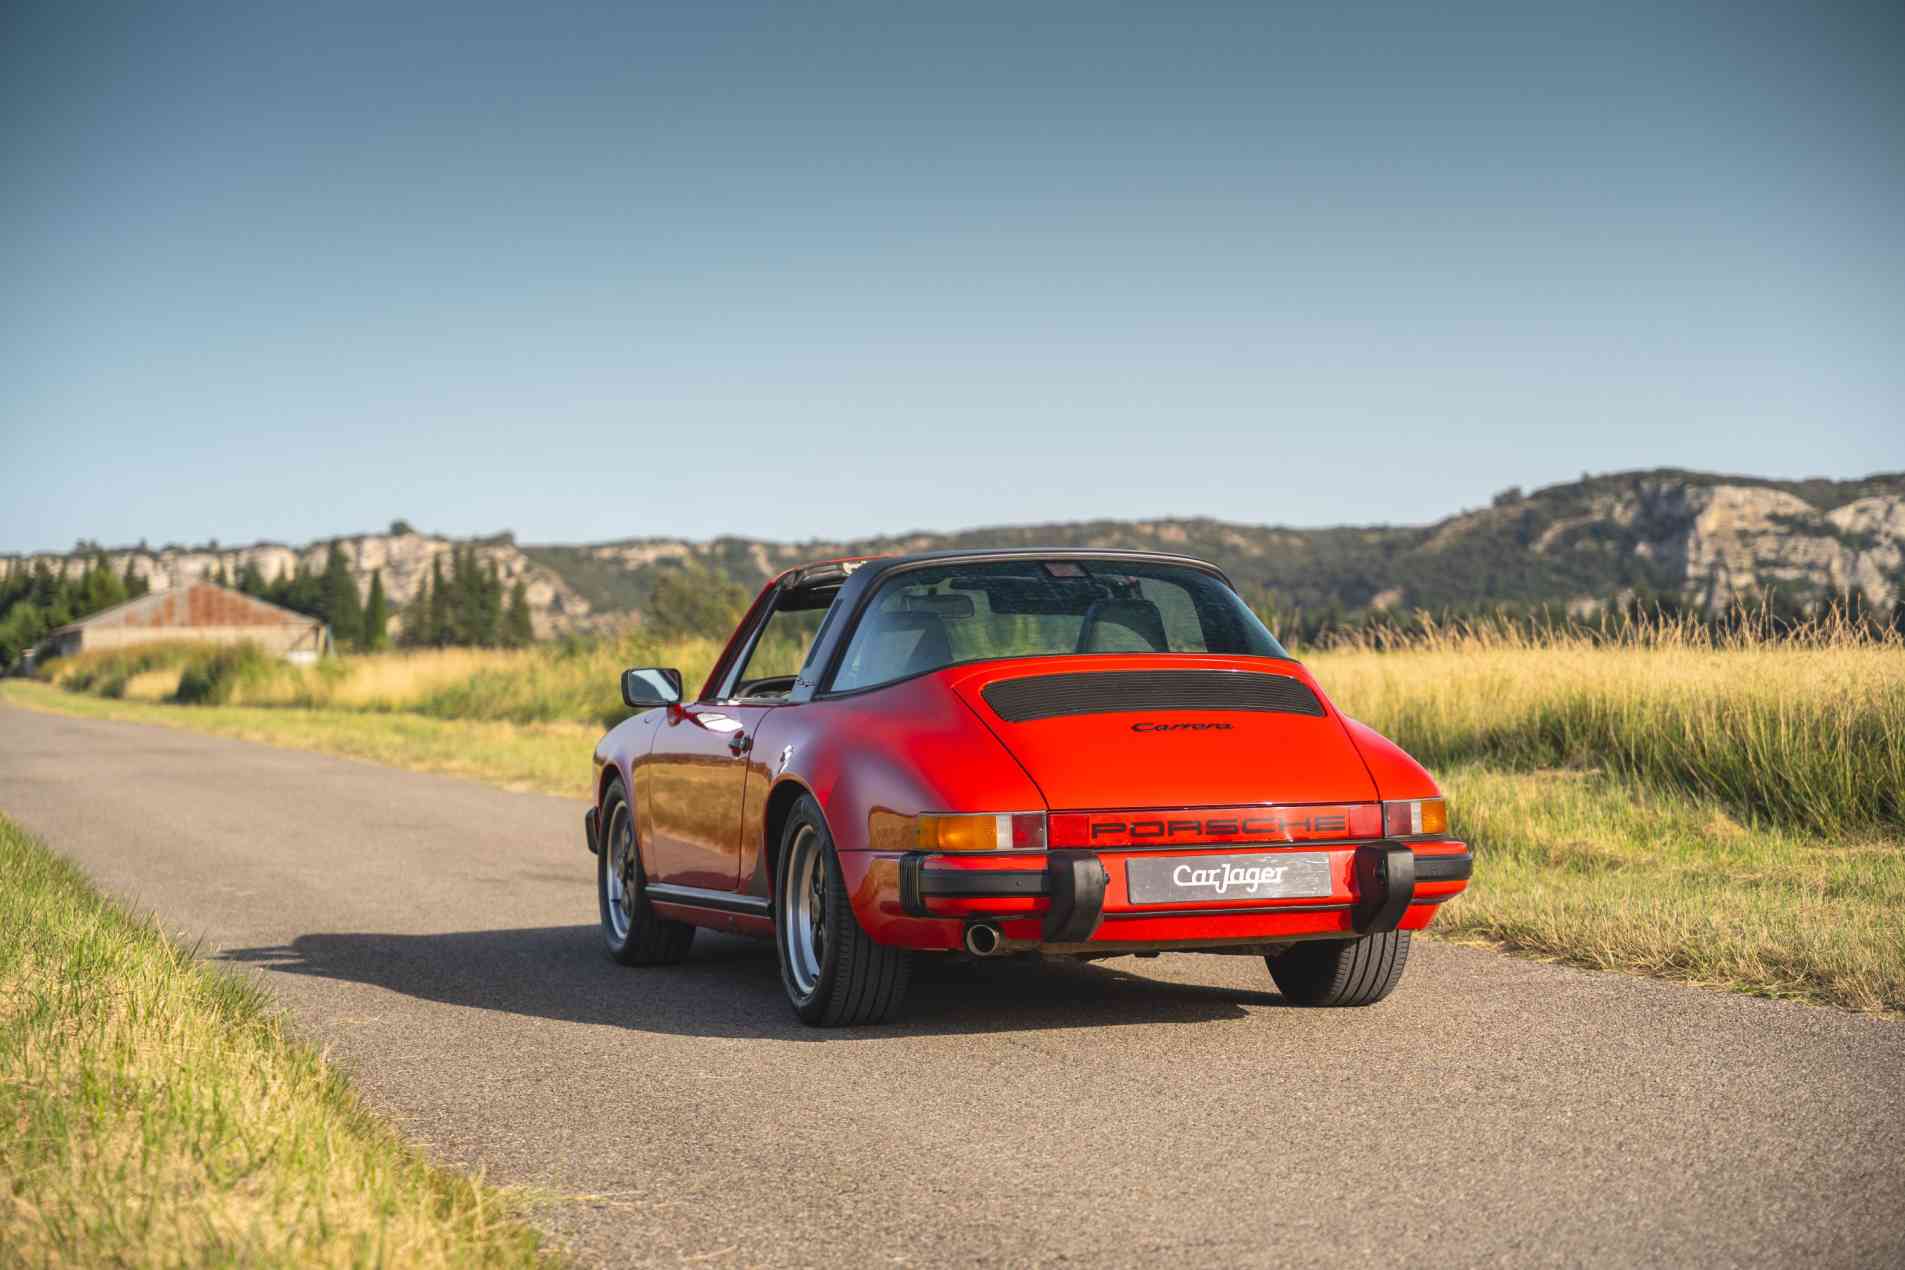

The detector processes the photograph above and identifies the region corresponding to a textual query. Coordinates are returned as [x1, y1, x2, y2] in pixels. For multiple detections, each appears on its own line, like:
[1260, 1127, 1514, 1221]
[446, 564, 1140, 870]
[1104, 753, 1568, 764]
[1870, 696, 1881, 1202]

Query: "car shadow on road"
[216, 926, 1289, 1040]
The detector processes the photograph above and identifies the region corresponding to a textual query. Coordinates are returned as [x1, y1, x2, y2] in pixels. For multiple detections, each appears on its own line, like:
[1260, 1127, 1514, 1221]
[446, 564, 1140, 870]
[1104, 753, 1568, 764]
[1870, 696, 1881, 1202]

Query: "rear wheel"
[775, 797, 910, 1026]
[1265, 930, 1410, 1006]
[597, 779, 694, 966]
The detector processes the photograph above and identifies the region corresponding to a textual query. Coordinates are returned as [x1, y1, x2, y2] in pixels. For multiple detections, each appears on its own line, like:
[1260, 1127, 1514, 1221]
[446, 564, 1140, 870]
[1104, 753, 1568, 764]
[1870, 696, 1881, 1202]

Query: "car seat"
[1076, 598, 1168, 653]
[853, 610, 954, 683]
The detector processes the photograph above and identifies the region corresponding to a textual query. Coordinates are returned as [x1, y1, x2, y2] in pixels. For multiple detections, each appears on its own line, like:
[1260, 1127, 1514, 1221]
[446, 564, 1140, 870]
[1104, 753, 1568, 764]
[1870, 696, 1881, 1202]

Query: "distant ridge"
[8, 469, 1904, 635]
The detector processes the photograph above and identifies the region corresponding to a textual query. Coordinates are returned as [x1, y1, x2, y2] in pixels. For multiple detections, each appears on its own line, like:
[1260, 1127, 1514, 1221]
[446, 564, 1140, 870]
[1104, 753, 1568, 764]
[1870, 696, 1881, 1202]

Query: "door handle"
[728, 731, 752, 756]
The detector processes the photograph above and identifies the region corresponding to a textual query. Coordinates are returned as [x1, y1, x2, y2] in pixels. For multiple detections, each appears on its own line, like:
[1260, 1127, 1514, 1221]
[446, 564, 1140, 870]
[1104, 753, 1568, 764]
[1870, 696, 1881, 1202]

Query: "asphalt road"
[3, 704, 1902, 1268]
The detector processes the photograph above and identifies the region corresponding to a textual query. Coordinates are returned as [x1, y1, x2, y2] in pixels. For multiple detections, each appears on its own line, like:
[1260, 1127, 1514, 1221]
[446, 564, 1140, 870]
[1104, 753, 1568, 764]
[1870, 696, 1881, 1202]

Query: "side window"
[730, 588, 838, 700]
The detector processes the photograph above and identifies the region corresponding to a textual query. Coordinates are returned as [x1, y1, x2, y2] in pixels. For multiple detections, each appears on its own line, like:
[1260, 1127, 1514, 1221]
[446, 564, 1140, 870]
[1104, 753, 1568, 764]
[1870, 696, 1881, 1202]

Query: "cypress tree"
[287, 557, 324, 617]
[80, 552, 126, 616]
[237, 561, 267, 596]
[320, 543, 364, 651]
[426, 556, 449, 646]
[478, 559, 502, 646]
[502, 579, 533, 648]
[30, 561, 59, 609]
[399, 573, 427, 647]
[364, 570, 389, 651]
[446, 548, 469, 645]
[452, 547, 488, 645]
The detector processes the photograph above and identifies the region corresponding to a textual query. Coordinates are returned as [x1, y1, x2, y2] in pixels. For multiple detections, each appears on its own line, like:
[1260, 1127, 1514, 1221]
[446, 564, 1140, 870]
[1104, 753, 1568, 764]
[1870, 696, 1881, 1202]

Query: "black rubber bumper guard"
[899, 850, 1107, 942]
[583, 806, 601, 856]
[900, 842, 1467, 942]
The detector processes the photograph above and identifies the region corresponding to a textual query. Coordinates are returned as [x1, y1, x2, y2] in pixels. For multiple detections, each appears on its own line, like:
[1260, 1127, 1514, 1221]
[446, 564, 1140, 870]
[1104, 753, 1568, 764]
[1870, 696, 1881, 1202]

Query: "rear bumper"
[863, 840, 1471, 951]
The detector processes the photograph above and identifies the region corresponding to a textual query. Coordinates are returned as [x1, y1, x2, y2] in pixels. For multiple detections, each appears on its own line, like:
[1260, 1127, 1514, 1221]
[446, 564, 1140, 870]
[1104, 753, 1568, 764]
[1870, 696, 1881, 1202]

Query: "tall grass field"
[40, 635, 726, 727]
[8, 615, 1903, 1013]
[1305, 619, 1904, 1014]
[0, 813, 556, 1267]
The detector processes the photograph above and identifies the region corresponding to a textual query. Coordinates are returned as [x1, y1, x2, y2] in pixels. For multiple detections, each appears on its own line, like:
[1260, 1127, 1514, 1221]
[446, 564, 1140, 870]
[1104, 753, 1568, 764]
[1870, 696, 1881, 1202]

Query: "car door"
[643, 580, 839, 892]
[645, 698, 775, 891]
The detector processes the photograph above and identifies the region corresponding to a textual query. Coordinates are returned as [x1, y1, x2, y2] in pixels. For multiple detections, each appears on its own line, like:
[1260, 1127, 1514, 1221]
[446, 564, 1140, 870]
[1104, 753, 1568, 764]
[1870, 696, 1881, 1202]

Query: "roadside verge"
[1, 680, 590, 797]
[0, 811, 560, 1266]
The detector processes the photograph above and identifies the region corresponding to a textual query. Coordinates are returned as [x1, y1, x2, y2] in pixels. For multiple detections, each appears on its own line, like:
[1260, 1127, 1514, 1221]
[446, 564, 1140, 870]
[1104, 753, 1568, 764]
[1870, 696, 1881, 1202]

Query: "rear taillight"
[916, 812, 1048, 852]
[1383, 798, 1448, 837]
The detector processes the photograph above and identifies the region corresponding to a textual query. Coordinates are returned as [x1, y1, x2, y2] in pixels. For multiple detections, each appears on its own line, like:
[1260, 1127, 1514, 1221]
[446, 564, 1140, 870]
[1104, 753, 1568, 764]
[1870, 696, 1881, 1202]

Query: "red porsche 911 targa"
[586, 549, 1471, 1026]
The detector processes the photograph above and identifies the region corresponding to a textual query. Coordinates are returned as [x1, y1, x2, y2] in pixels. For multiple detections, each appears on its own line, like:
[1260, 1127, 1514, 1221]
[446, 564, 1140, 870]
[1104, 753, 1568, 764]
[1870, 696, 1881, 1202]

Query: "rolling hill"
[9, 468, 1903, 638]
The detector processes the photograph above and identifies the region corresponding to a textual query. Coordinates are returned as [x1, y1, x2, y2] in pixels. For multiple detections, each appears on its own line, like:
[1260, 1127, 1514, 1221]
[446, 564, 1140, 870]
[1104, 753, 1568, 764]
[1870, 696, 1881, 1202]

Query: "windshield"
[828, 559, 1287, 693]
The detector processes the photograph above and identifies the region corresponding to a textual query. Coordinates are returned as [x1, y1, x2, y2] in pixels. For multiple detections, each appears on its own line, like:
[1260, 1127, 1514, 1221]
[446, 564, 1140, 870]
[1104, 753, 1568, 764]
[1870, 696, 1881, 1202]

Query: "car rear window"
[827, 560, 1288, 693]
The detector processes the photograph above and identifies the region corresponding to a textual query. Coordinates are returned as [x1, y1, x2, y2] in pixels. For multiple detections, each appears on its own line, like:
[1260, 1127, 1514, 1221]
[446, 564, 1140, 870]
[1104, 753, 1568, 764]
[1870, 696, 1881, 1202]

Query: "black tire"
[1265, 930, 1411, 1006]
[597, 778, 694, 966]
[773, 796, 910, 1026]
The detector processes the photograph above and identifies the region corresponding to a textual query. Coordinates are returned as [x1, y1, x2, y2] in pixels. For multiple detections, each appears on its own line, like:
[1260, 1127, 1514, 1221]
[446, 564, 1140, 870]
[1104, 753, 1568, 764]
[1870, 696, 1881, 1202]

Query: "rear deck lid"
[945, 655, 1378, 810]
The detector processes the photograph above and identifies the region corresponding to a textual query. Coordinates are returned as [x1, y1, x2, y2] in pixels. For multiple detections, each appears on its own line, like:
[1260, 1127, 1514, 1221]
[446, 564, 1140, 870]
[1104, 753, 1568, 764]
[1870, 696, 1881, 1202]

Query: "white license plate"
[1125, 852, 1333, 905]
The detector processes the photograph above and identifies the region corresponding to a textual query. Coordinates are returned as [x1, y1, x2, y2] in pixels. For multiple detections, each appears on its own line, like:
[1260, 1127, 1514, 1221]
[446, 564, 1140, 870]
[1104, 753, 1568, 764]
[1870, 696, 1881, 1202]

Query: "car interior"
[731, 564, 1210, 701]
[728, 583, 840, 702]
[839, 609, 955, 686]
[1074, 597, 1168, 652]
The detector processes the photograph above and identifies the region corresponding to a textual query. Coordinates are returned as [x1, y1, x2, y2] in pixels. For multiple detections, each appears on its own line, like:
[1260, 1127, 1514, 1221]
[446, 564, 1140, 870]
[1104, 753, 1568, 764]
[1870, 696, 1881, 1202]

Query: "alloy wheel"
[605, 803, 636, 942]
[782, 823, 827, 995]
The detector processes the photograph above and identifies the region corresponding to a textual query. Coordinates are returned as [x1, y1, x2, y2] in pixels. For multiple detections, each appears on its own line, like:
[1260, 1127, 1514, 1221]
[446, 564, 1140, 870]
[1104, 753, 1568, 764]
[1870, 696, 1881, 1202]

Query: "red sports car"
[586, 549, 1470, 1026]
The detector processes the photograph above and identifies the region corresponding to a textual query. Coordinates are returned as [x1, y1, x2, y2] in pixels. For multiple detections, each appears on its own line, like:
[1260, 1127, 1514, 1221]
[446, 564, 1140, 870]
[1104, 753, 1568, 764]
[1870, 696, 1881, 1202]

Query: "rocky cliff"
[6, 533, 592, 638]
[524, 470, 1905, 623]
[11, 469, 1903, 634]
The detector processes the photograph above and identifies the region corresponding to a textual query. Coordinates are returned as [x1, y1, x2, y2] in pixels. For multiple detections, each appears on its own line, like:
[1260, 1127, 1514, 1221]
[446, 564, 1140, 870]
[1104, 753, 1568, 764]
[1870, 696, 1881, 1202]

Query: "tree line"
[0, 542, 534, 669]
[1247, 581, 1905, 649]
[0, 553, 150, 669]
[391, 545, 534, 649]
[211, 542, 533, 651]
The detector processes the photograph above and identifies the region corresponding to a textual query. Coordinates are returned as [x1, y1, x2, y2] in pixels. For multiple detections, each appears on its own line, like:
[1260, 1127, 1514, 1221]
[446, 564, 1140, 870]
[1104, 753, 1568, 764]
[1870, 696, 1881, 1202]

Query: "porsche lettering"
[1088, 813, 1351, 839]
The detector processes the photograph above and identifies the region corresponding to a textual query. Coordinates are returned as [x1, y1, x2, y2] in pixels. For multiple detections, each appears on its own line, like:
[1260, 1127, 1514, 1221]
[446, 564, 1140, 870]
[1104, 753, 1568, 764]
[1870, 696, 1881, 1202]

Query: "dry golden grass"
[0, 813, 557, 1267]
[1299, 618, 1905, 1013]
[41, 642, 202, 698]
[321, 647, 524, 709]
[122, 668, 183, 700]
[397, 636, 723, 728]
[40, 636, 727, 728]
[1305, 620, 1905, 836]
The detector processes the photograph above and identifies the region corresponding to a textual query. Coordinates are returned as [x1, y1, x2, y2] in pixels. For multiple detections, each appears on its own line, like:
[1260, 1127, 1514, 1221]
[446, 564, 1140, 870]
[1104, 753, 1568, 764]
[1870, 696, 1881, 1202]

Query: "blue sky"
[4, 1, 1901, 552]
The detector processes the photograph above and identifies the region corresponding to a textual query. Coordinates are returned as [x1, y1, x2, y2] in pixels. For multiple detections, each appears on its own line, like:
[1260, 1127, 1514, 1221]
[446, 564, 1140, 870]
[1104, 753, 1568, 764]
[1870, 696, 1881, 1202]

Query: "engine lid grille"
[981, 669, 1325, 723]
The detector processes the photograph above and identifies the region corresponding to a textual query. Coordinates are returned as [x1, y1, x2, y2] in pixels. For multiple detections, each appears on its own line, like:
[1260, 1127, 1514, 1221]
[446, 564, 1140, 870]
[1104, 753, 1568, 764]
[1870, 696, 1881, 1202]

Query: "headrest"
[1077, 598, 1168, 653]
[858, 609, 954, 678]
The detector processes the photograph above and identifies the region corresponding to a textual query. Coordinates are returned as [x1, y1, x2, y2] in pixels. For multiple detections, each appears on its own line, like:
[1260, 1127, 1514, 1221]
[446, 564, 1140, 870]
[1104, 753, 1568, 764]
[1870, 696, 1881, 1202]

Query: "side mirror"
[621, 667, 684, 708]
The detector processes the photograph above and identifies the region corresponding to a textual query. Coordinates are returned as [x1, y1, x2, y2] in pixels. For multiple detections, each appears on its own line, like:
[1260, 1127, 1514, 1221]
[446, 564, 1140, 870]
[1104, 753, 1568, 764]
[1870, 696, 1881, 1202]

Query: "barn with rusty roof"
[45, 582, 327, 661]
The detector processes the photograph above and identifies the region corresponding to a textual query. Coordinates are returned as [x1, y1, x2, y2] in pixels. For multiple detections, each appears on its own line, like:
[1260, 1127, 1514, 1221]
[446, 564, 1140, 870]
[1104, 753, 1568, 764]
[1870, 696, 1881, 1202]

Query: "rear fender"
[1339, 716, 1442, 800]
[742, 674, 1045, 921]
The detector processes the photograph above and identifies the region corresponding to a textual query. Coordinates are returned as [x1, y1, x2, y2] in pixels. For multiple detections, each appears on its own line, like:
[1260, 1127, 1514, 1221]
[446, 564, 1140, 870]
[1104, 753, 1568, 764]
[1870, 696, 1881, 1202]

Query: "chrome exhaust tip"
[963, 921, 1004, 958]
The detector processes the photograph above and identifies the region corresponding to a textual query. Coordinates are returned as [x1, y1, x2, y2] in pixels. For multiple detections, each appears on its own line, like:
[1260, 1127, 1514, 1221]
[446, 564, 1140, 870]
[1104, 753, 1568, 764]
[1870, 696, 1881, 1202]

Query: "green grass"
[0, 812, 558, 1267]
[1432, 765, 1904, 1014]
[1, 681, 593, 797]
